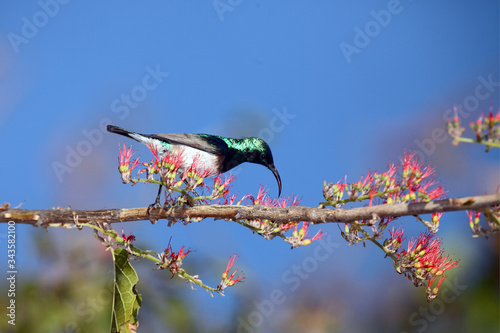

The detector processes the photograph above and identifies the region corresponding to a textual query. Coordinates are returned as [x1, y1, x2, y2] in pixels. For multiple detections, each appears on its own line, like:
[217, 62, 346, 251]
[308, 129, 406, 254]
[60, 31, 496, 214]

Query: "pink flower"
[291, 222, 325, 247]
[159, 242, 192, 276]
[398, 232, 459, 299]
[147, 141, 160, 165]
[386, 225, 405, 252]
[466, 210, 482, 234]
[118, 143, 140, 182]
[348, 171, 373, 200]
[399, 151, 446, 202]
[183, 154, 214, 190]
[157, 147, 186, 187]
[219, 254, 245, 290]
[212, 174, 236, 199]
[249, 186, 268, 205]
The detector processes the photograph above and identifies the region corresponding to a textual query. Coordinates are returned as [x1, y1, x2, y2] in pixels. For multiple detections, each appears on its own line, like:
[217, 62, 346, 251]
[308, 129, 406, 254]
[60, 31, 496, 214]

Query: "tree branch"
[1, 193, 498, 227]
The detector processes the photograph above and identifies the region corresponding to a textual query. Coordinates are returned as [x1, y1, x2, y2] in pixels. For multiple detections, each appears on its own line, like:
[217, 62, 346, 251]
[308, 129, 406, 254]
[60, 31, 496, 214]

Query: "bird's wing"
[150, 133, 228, 155]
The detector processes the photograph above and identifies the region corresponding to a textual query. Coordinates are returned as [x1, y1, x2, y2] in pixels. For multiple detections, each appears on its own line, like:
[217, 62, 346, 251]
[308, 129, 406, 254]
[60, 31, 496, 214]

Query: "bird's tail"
[107, 125, 151, 146]
[107, 125, 135, 137]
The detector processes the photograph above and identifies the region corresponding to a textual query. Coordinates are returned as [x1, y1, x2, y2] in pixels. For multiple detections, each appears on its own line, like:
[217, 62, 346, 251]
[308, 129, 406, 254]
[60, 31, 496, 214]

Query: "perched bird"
[107, 125, 281, 207]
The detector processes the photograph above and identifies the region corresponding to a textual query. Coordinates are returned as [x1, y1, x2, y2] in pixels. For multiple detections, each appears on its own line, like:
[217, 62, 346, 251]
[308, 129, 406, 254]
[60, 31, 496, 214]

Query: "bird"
[107, 125, 282, 208]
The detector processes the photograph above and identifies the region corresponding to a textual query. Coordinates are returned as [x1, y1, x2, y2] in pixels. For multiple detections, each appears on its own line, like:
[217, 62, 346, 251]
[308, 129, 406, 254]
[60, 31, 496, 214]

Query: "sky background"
[0, 1, 499, 332]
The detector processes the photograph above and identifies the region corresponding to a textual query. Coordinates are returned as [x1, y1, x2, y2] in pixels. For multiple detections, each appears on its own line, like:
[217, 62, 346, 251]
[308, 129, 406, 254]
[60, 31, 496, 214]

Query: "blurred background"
[0, 1, 499, 332]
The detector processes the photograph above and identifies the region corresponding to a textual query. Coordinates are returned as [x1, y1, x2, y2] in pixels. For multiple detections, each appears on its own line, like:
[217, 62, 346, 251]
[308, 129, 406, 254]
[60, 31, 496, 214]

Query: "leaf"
[110, 247, 142, 333]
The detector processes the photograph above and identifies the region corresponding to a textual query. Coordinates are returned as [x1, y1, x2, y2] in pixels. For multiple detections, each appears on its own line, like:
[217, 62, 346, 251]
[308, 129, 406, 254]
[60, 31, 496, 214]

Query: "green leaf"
[110, 247, 142, 333]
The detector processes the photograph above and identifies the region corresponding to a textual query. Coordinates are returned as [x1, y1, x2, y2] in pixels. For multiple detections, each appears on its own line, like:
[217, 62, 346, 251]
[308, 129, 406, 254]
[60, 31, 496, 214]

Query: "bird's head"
[244, 138, 282, 196]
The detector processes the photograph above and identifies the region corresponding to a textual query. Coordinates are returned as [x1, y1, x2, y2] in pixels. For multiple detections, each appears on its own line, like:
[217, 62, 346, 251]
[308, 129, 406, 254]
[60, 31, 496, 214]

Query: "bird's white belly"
[177, 146, 219, 176]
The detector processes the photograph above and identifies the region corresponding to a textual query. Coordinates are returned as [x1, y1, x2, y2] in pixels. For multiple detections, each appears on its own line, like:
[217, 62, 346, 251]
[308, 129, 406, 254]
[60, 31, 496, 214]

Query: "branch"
[1, 193, 498, 227]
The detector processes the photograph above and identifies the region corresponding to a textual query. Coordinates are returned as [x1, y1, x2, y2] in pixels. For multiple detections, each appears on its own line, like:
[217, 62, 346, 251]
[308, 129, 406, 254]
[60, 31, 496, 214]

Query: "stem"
[355, 224, 400, 271]
[176, 269, 222, 294]
[454, 137, 500, 148]
[78, 223, 223, 294]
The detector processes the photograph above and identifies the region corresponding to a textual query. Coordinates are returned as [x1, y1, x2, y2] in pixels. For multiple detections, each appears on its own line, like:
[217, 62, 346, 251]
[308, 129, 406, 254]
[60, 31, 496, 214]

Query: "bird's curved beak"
[268, 164, 282, 197]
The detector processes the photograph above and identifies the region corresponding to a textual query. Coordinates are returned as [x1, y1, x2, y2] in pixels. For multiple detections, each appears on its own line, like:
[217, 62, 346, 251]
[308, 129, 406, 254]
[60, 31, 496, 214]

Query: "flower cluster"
[467, 209, 500, 238]
[342, 223, 459, 302]
[447, 105, 500, 152]
[156, 242, 192, 276]
[240, 186, 325, 248]
[322, 151, 446, 209]
[149, 142, 186, 188]
[116, 143, 236, 206]
[395, 231, 459, 302]
[218, 254, 245, 291]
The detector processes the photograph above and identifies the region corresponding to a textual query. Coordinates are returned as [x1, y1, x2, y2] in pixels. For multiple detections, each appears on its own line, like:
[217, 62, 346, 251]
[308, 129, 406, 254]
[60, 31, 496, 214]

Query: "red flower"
[398, 232, 459, 300]
[453, 105, 460, 124]
[219, 254, 245, 290]
[156, 146, 186, 187]
[431, 212, 442, 228]
[348, 171, 373, 200]
[147, 141, 160, 165]
[249, 186, 268, 205]
[160, 242, 192, 276]
[183, 154, 214, 190]
[386, 225, 405, 252]
[399, 151, 446, 202]
[118, 143, 140, 182]
[466, 210, 482, 234]
[323, 177, 348, 203]
[121, 230, 136, 245]
[425, 184, 447, 201]
[212, 174, 236, 199]
[291, 222, 325, 247]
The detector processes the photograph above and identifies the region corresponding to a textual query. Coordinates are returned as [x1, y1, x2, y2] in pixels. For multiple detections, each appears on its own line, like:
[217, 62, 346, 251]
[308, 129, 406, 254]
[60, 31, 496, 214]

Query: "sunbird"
[107, 125, 281, 206]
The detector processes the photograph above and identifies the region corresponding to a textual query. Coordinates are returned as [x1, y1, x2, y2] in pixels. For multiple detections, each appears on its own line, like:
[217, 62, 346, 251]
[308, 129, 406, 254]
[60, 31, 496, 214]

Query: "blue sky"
[0, 1, 499, 331]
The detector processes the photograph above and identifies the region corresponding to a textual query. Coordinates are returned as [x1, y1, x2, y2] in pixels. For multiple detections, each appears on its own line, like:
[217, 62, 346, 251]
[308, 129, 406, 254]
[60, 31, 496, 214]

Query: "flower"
[323, 177, 347, 205]
[426, 250, 459, 297]
[399, 151, 446, 202]
[448, 105, 500, 150]
[121, 230, 136, 245]
[397, 232, 459, 301]
[211, 174, 236, 199]
[248, 186, 268, 205]
[248, 186, 301, 208]
[430, 212, 442, 232]
[183, 154, 214, 190]
[466, 210, 482, 235]
[118, 143, 140, 183]
[384, 225, 405, 253]
[347, 172, 373, 200]
[218, 254, 245, 291]
[154, 144, 186, 187]
[324, 151, 446, 208]
[158, 241, 192, 276]
[288, 222, 326, 247]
